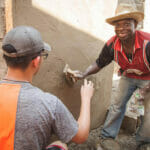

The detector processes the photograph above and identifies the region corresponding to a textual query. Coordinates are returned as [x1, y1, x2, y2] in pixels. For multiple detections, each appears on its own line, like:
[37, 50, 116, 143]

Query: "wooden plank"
[5, 0, 13, 32]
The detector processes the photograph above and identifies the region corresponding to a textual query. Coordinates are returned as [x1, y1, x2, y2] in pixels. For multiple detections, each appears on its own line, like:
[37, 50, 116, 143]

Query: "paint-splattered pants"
[101, 75, 150, 144]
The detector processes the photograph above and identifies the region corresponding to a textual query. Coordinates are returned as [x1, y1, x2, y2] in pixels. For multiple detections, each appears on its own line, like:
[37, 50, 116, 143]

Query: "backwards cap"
[2, 26, 51, 57]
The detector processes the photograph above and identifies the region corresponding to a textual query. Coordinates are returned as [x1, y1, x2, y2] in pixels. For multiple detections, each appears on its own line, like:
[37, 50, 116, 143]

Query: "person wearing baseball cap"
[0, 26, 94, 150]
[71, 3, 150, 150]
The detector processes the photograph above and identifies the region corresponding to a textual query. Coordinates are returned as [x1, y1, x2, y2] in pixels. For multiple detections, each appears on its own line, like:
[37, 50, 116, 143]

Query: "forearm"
[71, 80, 94, 143]
[83, 62, 101, 78]
[77, 98, 91, 138]
[72, 98, 91, 143]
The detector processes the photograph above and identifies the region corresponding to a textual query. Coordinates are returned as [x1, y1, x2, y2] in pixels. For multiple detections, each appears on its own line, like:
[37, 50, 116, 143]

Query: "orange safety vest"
[0, 83, 21, 150]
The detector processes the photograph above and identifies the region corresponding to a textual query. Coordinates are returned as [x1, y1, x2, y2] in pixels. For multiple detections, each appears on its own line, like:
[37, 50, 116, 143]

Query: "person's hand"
[63, 64, 85, 83]
[46, 140, 68, 150]
[64, 70, 84, 83]
[73, 70, 85, 80]
[126, 69, 143, 75]
[81, 79, 94, 101]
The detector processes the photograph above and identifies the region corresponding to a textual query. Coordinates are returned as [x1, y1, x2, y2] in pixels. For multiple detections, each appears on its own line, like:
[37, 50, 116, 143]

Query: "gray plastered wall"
[11, 0, 117, 129]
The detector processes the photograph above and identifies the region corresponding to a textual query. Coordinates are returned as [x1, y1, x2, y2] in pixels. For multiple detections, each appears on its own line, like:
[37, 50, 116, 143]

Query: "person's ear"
[32, 56, 41, 68]
[134, 20, 138, 28]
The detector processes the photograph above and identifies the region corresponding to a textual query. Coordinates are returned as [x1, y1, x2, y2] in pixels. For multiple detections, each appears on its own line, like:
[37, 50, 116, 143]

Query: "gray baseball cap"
[2, 26, 51, 57]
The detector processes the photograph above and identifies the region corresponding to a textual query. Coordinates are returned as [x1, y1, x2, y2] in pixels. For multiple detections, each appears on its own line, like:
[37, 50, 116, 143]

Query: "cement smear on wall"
[10, 0, 117, 129]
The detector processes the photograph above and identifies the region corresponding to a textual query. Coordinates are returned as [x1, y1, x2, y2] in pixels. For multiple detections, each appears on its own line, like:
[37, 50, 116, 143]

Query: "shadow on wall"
[12, 0, 114, 129]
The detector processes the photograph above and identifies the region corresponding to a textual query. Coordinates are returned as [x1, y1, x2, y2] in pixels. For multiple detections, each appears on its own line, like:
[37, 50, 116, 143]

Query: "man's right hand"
[80, 79, 94, 101]
[63, 64, 85, 83]
[73, 62, 100, 82]
[64, 62, 100, 83]
[64, 70, 84, 83]
[73, 70, 85, 80]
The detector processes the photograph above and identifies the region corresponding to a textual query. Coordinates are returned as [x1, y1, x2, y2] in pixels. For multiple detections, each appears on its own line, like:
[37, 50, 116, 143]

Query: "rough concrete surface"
[11, 0, 117, 129]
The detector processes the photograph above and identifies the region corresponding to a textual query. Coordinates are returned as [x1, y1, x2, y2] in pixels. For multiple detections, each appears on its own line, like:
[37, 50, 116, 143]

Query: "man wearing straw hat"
[71, 3, 150, 150]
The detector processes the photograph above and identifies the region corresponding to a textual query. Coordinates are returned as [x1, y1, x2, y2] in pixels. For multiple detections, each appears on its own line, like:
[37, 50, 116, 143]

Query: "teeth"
[119, 33, 126, 36]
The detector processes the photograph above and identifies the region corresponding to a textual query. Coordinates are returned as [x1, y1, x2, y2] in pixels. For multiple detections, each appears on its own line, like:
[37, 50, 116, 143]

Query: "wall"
[0, 0, 5, 39]
[1, 0, 118, 129]
[143, 0, 150, 32]
[0, 0, 7, 79]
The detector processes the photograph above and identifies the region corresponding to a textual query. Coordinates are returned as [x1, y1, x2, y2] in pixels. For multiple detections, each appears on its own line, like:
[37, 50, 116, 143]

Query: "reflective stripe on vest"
[0, 83, 21, 150]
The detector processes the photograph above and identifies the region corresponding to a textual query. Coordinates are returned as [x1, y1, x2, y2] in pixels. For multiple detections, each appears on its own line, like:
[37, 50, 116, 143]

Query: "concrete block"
[121, 116, 138, 134]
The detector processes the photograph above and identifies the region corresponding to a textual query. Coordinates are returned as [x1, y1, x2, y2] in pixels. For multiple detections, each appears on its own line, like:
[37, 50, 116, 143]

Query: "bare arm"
[82, 62, 101, 78]
[73, 44, 114, 80]
[73, 62, 101, 80]
[82, 43, 114, 78]
[71, 79, 94, 143]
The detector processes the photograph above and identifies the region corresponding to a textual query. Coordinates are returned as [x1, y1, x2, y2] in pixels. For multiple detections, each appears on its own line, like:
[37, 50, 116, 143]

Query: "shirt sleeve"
[52, 99, 78, 143]
[146, 41, 150, 64]
[96, 43, 114, 69]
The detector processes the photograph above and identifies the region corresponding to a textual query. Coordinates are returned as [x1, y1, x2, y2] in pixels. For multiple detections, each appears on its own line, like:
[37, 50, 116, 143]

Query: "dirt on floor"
[68, 122, 150, 150]
[68, 126, 137, 150]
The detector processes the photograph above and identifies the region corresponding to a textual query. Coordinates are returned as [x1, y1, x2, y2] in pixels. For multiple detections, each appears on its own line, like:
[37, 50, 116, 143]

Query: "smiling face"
[114, 18, 137, 41]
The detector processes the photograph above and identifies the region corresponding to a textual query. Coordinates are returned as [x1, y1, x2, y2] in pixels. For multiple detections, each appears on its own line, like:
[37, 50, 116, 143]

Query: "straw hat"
[106, 4, 144, 25]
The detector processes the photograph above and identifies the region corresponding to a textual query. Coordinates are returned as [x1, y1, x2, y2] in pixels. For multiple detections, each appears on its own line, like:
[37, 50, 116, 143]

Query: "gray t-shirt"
[0, 81, 78, 150]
